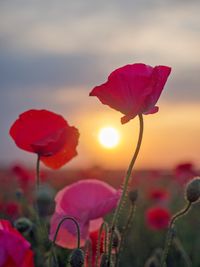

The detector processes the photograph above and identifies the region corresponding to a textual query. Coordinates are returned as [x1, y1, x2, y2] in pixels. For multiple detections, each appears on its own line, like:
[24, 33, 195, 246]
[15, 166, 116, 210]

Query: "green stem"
[95, 222, 109, 267]
[116, 201, 136, 267]
[173, 237, 192, 267]
[108, 114, 144, 266]
[85, 239, 92, 267]
[161, 201, 192, 267]
[36, 154, 40, 191]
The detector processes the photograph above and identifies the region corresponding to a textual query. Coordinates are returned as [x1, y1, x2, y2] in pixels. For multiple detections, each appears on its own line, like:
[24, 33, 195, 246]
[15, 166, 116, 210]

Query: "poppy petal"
[41, 126, 79, 169]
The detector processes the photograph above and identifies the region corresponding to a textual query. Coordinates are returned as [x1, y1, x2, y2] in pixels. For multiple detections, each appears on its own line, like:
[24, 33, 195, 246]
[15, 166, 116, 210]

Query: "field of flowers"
[1, 63, 200, 267]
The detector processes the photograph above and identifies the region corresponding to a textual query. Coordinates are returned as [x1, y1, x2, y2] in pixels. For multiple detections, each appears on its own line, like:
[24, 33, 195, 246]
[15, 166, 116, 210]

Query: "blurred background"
[1, 0, 200, 170]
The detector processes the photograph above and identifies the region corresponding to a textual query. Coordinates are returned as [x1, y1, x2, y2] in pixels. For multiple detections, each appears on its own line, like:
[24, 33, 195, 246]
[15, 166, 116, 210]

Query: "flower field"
[0, 164, 200, 266]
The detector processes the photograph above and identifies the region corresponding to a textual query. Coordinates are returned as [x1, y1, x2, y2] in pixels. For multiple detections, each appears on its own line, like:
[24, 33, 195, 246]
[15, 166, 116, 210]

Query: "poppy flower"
[0, 219, 34, 267]
[90, 63, 171, 124]
[49, 179, 121, 248]
[9, 109, 79, 169]
[174, 162, 198, 185]
[148, 188, 170, 203]
[145, 206, 171, 230]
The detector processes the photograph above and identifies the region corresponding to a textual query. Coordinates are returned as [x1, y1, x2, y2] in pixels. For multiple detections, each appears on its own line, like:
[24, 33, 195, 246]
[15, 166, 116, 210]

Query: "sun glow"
[98, 127, 120, 149]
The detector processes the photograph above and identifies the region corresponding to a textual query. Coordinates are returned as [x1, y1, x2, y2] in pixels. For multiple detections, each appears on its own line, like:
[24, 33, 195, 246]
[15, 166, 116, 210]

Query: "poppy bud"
[100, 254, 109, 267]
[128, 189, 138, 204]
[15, 188, 24, 200]
[185, 177, 200, 203]
[69, 248, 84, 267]
[14, 217, 33, 235]
[112, 228, 120, 248]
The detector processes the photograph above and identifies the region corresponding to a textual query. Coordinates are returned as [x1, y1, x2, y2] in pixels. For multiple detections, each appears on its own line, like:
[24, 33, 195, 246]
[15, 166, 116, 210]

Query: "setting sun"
[98, 127, 120, 149]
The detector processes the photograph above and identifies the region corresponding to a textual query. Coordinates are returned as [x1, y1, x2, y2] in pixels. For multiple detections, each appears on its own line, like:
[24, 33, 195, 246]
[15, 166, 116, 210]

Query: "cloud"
[1, 0, 200, 167]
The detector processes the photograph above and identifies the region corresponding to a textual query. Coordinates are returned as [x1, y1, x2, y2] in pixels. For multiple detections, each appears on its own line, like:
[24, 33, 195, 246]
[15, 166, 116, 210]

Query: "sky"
[1, 0, 200, 170]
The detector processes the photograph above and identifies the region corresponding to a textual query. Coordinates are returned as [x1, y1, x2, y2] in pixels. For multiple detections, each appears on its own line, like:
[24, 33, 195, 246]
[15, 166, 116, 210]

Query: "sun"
[98, 127, 120, 149]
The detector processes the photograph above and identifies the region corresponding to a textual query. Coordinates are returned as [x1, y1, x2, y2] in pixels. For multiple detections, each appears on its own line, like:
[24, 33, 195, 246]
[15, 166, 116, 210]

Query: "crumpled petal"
[90, 63, 171, 124]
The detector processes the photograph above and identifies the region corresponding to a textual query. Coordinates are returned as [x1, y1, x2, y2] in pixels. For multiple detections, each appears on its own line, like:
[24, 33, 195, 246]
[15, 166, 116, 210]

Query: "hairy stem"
[116, 202, 136, 267]
[108, 114, 144, 266]
[161, 201, 192, 267]
[95, 222, 109, 267]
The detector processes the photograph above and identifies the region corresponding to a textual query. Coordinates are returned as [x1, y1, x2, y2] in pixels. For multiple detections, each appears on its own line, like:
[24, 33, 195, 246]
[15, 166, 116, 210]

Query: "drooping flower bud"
[14, 217, 33, 235]
[128, 189, 138, 204]
[69, 248, 85, 267]
[185, 177, 200, 203]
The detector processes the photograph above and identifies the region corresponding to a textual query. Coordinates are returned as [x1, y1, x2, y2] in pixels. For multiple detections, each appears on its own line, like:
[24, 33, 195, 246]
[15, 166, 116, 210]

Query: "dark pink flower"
[49, 179, 121, 248]
[146, 206, 171, 230]
[90, 63, 171, 124]
[0, 220, 34, 267]
[9, 109, 79, 169]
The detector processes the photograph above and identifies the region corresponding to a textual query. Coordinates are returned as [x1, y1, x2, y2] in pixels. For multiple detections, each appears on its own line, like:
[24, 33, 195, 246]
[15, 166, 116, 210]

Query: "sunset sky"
[1, 0, 200, 170]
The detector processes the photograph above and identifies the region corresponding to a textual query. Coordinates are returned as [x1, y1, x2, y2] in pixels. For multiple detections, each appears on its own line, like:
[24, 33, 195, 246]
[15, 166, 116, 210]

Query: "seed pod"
[14, 217, 33, 235]
[69, 248, 84, 267]
[185, 177, 200, 203]
[128, 189, 138, 204]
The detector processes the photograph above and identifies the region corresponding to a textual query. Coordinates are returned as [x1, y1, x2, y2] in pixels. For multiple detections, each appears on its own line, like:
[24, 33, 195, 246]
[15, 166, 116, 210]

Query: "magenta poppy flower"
[0, 220, 34, 267]
[9, 109, 79, 169]
[49, 179, 121, 248]
[90, 63, 171, 124]
[145, 206, 171, 231]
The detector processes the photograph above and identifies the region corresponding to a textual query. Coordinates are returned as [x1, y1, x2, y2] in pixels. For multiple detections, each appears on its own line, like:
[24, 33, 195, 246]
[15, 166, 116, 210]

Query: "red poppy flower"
[0, 220, 34, 267]
[145, 206, 171, 230]
[90, 63, 171, 124]
[9, 109, 79, 169]
[148, 188, 170, 202]
[49, 179, 121, 248]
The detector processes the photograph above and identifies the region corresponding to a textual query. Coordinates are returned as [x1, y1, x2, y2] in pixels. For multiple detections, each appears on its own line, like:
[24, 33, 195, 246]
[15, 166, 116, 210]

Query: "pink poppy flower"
[9, 109, 79, 169]
[49, 179, 121, 248]
[145, 206, 171, 231]
[90, 63, 171, 124]
[0, 219, 34, 267]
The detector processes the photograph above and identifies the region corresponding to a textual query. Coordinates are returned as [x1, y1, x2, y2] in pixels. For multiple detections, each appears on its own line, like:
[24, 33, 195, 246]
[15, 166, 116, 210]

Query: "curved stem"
[173, 237, 192, 267]
[108, 114, 144, 266]
[51, 216, 81, 267]
[161, 202, 192, 267]
[53, 216, 81, 248]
